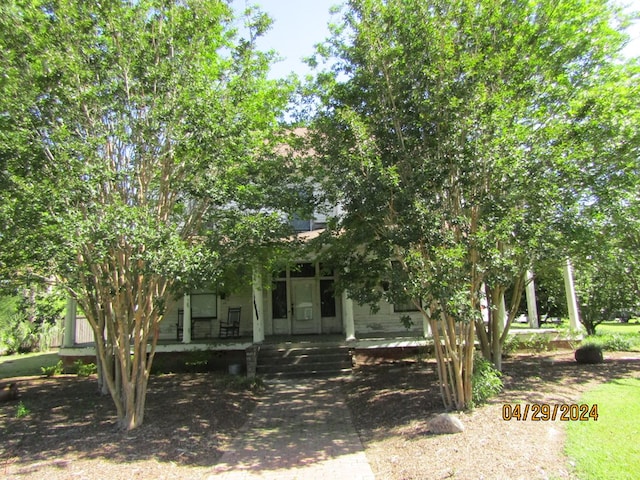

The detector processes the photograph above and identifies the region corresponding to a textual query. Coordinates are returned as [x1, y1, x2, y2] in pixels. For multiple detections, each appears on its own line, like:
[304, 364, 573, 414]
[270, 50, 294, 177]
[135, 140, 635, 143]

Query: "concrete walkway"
[209, 377, 375, 480]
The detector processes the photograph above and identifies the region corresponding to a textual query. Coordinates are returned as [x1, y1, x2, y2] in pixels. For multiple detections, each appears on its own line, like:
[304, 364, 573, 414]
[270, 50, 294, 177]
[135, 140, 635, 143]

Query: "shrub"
[0, 315, 37, 354]
[0, 289, 65, 354]
[41, 360, 64, 377]
[600, 334, 633, 351]
[15, 401, 30, 418]
[73, 360, 97, 377]
[502, 335, 521, 357]
[471, 354, 503, 407]
[575, 344, 604, 364]
[521, 333, 553, 353]
[35, 321, 62, 353]
[183, 351, 210, 373]
[581, 333, 636, 352]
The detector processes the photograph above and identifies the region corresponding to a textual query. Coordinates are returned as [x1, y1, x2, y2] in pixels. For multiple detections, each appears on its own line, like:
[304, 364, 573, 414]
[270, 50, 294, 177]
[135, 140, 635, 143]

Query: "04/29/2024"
[502, 403, 598, 421]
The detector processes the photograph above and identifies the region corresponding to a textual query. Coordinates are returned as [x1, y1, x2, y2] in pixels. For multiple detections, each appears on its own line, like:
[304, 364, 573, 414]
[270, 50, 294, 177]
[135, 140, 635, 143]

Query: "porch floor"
[60, 327, 577, 355]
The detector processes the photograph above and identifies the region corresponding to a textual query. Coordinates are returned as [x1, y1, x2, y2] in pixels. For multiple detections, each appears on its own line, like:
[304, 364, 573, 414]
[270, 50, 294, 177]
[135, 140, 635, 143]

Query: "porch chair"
[219, 307, 241, 338]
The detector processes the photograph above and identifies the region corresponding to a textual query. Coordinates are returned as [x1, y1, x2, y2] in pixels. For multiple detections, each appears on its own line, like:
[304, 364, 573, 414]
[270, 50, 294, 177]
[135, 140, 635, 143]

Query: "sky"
[232, 0, 336, 80]
[232, 0, 640, 80]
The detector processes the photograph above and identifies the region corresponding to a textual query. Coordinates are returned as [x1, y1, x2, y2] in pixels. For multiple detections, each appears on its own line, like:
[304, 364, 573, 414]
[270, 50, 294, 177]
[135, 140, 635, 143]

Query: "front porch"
[58, 258, 584, 376]
[58, 325, 579, 380]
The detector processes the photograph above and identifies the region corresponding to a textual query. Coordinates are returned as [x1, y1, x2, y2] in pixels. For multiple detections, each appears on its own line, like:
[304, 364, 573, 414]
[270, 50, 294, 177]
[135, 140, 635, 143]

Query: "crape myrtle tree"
[307, 0, 635, 409]
[0, 0, 299, 430]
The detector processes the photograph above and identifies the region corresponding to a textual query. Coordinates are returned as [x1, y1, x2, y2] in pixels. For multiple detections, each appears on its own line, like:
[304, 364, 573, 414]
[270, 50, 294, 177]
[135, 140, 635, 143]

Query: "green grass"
[565, 377, 640, 480]
[510, 318, 570, 330]
[0, 351, 60, 379]
[597, 321, 640, 335]
[508, 321, 531, 330]
[581, 323, 640, 352]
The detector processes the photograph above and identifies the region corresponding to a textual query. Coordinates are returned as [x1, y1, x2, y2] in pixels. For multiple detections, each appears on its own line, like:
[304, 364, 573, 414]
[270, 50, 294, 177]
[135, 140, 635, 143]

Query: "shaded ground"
[1, 374, 259, 479]
[212, 379, 374, 479]
[2, 350, 640, 479]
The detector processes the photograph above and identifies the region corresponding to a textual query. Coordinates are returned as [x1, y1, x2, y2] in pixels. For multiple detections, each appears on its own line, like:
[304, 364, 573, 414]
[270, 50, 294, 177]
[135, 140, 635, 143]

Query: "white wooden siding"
[353, 300, 423, 335]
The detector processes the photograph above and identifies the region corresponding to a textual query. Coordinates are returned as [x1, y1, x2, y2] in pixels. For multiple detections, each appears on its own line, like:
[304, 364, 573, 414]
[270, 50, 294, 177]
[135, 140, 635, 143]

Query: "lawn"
[0, 351, 60, 379]
[597, 320, 640, 335]
[584, 322, 640, 352]
[508, 319, 640, 351]
[565, 377, 640, 480]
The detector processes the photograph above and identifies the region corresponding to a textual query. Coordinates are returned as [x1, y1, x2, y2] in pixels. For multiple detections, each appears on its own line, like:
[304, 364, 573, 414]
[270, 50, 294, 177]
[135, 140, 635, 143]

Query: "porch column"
[562, 259, 581, 330]
[494, 291, 507, 364]
[498, 291, 508, 329]
[63, 297, 77, 348]
[421, 313, 431, 338]
[183, 293, 192, 344]
[525, 270, 539, 329]
[252, 269, 265, 343]
[341, 290, 356, 341]
[480, 284, 490, 324]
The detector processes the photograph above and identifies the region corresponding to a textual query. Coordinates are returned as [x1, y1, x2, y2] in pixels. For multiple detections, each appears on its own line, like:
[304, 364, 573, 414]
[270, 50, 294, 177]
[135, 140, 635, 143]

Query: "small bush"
[183, 351, 211, 373]
[15, 401, 30, 418]
[73, 360, 97, 377]
[502, 336, 521, 357]
[575, 344, 604, 364]
[41, 360, 64, 377]
[0, 315, 37, 354]
[600, 334, 633, 351]
[471, 354, 503, 407]
[521, 333, 553, 353]
[581, 333, 636, 352]
[1, 290, 65, 354]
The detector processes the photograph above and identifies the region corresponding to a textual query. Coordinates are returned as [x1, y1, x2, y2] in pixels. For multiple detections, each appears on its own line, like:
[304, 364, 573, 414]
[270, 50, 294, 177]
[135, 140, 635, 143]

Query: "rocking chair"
[219, 307, 241, 338]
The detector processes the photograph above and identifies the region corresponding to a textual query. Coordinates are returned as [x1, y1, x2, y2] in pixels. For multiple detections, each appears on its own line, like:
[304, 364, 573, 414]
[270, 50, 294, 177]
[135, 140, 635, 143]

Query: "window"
[320, 279, 336, 317]
[319, 263, 334, 277]
[290, 262, 316, 278]
[271, 281, 288, 319]
[290, 214, 312, 232]
[394, 299, 420, 313]
[190, 293, 217, 318]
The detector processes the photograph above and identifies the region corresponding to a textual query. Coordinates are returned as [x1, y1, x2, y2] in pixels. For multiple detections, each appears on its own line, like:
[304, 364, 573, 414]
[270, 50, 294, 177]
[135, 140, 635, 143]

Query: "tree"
[574, 243, 637, 334]
[525, 264, 568, 324]
[0, 0, 295, 429]
[307, 0, 635, 409]
[567, 60, 640, 334]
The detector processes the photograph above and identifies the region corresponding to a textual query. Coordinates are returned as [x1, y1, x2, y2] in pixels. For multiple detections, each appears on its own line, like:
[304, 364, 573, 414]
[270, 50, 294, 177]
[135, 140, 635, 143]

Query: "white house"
[58, 129, 583, 372]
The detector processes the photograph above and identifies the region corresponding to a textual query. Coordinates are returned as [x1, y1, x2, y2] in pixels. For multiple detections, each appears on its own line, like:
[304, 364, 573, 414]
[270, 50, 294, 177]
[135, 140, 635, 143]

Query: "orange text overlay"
[502, 403, 598, 421]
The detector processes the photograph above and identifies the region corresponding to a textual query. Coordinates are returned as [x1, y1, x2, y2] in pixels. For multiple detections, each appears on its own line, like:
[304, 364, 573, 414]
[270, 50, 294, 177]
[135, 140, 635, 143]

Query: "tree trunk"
[80, 273, 166, 430]
[427, 306, 475, 411]
[94, 320, 110, 396]
[478, 274, 526, 371]
[491, 289, 505, 372]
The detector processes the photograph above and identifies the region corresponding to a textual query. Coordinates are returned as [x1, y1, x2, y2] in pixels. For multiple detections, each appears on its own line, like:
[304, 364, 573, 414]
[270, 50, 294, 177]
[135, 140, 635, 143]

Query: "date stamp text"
[502, 403, 598, 421]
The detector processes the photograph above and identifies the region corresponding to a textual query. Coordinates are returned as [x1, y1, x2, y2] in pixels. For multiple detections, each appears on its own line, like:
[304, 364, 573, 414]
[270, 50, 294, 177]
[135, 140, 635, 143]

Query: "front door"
[292, 279, 318, 334]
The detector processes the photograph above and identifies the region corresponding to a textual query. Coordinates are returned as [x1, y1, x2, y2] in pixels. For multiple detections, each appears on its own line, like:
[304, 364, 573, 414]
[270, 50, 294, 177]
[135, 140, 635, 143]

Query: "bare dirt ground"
[344, 350, 640, 480]
[1, 374, 259, 479]
[2, 350, 640, 480]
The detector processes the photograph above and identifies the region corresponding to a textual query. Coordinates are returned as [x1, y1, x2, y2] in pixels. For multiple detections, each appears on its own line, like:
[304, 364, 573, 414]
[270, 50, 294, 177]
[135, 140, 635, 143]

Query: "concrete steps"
[257, 341, 353, 379]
